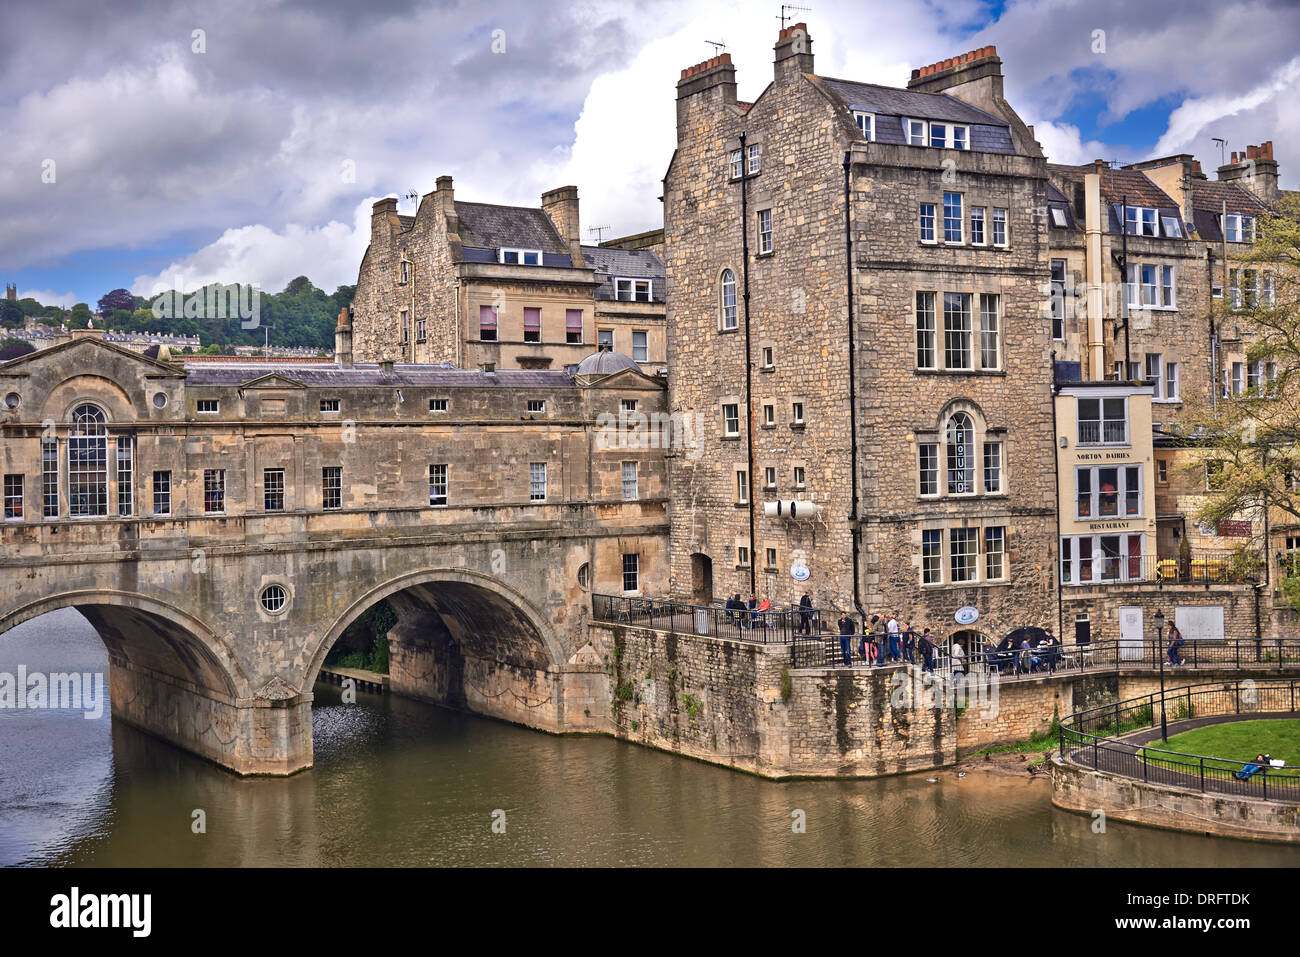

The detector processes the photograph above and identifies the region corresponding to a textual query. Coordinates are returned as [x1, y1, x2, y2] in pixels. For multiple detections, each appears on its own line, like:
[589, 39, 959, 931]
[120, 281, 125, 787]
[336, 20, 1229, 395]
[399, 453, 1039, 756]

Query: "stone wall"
[1052, 753, 1300, 843]
[589, 622, 955, 777]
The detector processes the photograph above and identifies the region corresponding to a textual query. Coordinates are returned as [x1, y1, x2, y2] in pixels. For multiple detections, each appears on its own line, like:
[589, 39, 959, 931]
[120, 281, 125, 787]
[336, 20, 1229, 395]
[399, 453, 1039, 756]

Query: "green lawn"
[1142, 719, 1300, 776]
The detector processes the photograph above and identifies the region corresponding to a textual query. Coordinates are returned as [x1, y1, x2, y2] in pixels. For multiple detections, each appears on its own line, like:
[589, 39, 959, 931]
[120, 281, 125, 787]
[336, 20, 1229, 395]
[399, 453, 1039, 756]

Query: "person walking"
[798, 592, 814, 635]
[837, 611, 855, 667]
[1167, 622, 1185, 666]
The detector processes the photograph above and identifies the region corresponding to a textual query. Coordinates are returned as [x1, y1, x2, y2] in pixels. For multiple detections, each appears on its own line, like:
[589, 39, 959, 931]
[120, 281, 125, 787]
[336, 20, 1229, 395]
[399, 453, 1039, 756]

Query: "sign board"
[790, 562, 810, 582]
[1175, 605, 1225, 641]
[954, 606, 979, 625]
[1216, 520, 1251, 538]
[1197, 521, 1216, 537]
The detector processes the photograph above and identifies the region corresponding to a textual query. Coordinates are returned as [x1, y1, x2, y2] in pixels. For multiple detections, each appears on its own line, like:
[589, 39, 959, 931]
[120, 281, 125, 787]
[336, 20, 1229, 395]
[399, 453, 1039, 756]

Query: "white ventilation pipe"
[763, 500, 822, 520]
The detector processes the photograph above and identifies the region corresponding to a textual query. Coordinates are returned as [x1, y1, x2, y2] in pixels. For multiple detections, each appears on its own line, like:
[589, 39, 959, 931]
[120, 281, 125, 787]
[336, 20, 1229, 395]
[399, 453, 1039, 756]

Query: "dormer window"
[1161, 216, 1182, 238]
[1224, 214, 1254, 243]
[930, 123, 947, 148]
[1050, 207, 1068, 228]
[499, 248, 542, 265]
[951, 125, 968, 150]
[1124, 206, 1158, 237]
[615, 278, 652, 302]
[906, 118, 927, 146]
[853, 111, 875, 141]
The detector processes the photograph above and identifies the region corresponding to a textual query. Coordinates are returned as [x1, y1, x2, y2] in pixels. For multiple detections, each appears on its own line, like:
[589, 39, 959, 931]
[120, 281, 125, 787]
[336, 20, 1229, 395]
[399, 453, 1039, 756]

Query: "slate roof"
[1048, 164, 1179, 209]
[819, 77, 1016, 154]
[1189, 181, 1269, 242]
[582, 245, 666, 302]
[183, 361, 575, 389]
[454, 201, 570, 255]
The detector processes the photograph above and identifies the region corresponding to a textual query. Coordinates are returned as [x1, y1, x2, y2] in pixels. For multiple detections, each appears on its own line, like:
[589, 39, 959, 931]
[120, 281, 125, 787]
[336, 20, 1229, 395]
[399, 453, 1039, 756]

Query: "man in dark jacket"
[838, 612, 855, 666]
[798, 592, 814, 635]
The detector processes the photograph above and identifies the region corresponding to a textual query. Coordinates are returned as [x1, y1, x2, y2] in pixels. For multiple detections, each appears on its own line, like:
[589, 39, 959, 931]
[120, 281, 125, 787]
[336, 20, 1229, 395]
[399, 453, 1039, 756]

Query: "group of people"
[723, 593, 771, 627]
[830, 608, 942, 672]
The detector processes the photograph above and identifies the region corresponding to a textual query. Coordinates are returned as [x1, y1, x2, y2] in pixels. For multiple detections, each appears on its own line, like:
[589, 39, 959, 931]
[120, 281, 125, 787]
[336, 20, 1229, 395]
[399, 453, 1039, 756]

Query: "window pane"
[946, 413, 973, 494]
[915, 292, 935, 367]
[943, 293, 971, 369]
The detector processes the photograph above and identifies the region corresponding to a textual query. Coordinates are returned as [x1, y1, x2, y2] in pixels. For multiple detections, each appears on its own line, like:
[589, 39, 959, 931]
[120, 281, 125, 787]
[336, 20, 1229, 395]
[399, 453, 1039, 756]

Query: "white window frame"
[757, 209, 773, 255]
[853, 111, 875, 141]
[1077, 394, 1129, 445]
[499, 247, 542, 265]
[991, 208, 1007, 247]
[906, 118, 927, 146]
[942, 191, 963, 244]
[729, 149, 743, 180]
[197, 399, 220, 414]
[747, 143, 761, 174]
[621, 461, 638, 501]
[614, 278, 653, 302]
[429, 463, 448, 507]
[970, 206, 986, 246]
[722, 403, 740, 437]
[919, 203, 936, 244]
[1074, 463, 1144, 520]
[529, 462, 548, 502]
[631, 330, 648, 362]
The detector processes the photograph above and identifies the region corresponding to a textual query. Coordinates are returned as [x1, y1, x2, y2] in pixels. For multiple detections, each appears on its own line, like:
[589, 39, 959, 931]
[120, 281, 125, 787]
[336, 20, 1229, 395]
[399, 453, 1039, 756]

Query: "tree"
[1178, 193, 1300, 605]
[0, 300, 23, 328]
[0, 337, 35, 360]
[96, 288, 136, 317]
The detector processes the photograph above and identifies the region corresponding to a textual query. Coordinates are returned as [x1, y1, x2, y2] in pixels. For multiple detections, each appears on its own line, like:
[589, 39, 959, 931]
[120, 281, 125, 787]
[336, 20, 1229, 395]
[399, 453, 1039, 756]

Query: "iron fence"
[592, 593, 842, 645]
[1059, 679, 1300, 802]
[1060, 552, 1256, 586]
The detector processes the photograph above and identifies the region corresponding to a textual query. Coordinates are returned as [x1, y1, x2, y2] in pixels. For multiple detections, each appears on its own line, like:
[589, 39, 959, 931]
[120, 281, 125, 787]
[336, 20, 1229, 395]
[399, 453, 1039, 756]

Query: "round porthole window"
[3, 392, 19, 410]
[152, 392, 167, 408]
[259, 584, 288, 614]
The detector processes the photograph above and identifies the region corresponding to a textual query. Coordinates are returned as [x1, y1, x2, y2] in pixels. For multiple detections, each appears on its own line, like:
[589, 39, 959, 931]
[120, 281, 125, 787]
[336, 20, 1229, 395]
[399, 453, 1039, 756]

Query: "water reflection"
[2, 610, 1297, 867]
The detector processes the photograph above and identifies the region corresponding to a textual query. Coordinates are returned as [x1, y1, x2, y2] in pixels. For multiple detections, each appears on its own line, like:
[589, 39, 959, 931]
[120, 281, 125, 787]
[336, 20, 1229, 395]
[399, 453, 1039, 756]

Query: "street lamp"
[1154, 608, 1167, 742]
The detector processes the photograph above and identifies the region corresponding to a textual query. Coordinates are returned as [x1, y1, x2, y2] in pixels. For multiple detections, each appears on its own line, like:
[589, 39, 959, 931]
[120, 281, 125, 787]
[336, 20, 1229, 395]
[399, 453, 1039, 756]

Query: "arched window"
[946, 412, 974, 495]
[68, 404, 108, 517]
[720, 270, 737, 330]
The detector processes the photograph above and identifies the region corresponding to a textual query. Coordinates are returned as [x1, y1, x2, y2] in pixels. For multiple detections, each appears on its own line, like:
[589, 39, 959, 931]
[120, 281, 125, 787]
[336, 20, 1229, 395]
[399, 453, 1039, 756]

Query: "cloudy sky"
[4, 0, 1299, 307]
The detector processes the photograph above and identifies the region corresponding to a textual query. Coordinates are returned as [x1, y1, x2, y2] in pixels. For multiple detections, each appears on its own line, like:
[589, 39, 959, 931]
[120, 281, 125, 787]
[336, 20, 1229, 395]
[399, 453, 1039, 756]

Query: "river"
[2, 609, 1296, 867]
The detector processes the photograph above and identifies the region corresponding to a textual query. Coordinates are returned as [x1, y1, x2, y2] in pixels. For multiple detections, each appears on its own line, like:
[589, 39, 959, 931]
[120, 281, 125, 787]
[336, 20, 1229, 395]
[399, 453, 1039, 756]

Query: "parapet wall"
[587, 622, 956, 778]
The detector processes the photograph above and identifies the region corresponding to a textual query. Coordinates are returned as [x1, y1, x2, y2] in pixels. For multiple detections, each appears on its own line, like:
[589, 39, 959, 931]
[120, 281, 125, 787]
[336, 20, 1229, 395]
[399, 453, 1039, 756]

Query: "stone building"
[0, 333, 669, 605]
[662, 27, 1059, 648]
[349, 178, 667, 374]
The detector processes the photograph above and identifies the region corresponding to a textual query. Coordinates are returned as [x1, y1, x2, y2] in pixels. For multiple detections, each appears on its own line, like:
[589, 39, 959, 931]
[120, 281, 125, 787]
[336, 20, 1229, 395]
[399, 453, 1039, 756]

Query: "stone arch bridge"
[0, 337, 670, 773]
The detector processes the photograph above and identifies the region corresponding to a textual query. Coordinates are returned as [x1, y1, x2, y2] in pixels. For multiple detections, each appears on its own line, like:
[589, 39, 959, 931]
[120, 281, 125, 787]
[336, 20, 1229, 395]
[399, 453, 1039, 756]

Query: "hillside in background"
[0, 277, 355, 352]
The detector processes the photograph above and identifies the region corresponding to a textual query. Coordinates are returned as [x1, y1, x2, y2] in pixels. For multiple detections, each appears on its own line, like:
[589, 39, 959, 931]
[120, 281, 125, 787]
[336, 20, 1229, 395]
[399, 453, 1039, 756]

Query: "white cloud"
[16, 289, 80, 308]
[1031, 120, 1109, 166]
[1152, 55, 1300, 157]
[130, 200, 373, 297]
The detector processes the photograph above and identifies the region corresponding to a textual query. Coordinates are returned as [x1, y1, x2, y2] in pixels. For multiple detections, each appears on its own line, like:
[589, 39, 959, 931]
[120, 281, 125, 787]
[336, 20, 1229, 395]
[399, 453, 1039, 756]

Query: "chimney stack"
[541, 185, 583, 265]
[774, 23, 813, 83]
[675, 53, 737, 143]
[908, 45, 1002, 100]
[1217, 141, 1279, 203]
[335, 305, 353, 368]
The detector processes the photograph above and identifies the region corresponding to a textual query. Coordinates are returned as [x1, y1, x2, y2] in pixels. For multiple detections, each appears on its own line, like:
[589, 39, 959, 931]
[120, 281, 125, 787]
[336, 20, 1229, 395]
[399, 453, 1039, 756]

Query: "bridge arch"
[0, 589, 245, 699]
[305, 567, 565, 694]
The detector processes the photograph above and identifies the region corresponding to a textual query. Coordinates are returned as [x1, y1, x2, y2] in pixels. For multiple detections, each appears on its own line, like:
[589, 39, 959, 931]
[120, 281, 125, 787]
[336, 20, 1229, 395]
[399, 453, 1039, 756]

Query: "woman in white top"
[950, 638, 966, 676]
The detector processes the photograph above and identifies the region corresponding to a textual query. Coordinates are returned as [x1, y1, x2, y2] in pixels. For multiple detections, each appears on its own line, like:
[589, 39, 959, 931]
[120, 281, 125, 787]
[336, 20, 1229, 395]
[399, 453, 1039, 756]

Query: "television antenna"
[588, 225, 611, 243]
[777, 4, 812, 30]
[403, 188, 419, 206]
[705, 40, 727, 56]
[1212, 137, 1228, 166]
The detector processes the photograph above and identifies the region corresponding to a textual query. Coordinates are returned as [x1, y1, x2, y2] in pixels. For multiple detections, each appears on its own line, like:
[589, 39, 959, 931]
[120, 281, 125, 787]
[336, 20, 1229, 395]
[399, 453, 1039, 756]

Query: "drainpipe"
[1051, 350, 1063, 642]
[843, 151, 866, 626]
[738, 132, 756, 595]
[1207, 249, 1217, 413]
[1120, 194, 1130, 378]
[1083, 171, 1105, 379]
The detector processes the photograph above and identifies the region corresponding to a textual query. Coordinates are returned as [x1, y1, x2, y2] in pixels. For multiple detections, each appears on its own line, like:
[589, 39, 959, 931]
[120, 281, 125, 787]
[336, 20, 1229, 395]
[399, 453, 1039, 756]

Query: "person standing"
[920, 628, 936, 673]
[798, 592, 813, 635]
[949, 637, 965, 677]
[866, 615, 881, 664]
[901, 621, 916, 664]
[838, 611, 855, 667]
[887, 613, 901, 662]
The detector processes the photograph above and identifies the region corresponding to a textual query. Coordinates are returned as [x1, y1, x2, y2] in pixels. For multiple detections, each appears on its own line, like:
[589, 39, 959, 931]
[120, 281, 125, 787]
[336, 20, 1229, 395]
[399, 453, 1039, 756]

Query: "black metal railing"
[1059, 679, 1300, 802]
[1060, 552, 1257, 586]
[789, 636, 1300, 675]
[592, 593, 842, 645]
